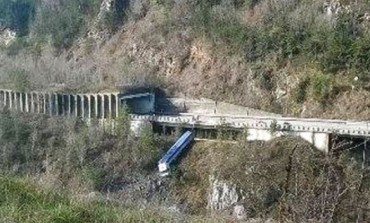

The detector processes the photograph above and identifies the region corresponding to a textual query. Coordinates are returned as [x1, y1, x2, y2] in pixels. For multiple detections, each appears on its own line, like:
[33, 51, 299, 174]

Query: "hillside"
[0, 0, 369, 119]
[0, 111, 369, 222]
[1, 1, 370, 222]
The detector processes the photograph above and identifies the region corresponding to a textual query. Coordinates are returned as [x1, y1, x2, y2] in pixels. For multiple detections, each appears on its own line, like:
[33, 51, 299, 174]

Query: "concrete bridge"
[132, 114, 370, 152]
[0, 89, 369, 152]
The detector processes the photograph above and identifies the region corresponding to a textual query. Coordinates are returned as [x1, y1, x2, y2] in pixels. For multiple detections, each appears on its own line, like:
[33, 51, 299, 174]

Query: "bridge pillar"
[298, 132, 330, 153]
[0, 91, 3, 107]
[94, 95, 98, 118]
[17, 92, 21, 111]
[81, 95, 85, 118]
[43, 94, 47, 114]
[111, 94, 116, 119]
[68, 95, 73, 116]
[12, 92, 16, 110]
[87, 95, 92, 118]
[37, 94, 41, 113]
[4, 91, 8, 108]
[23, 93, 27, 112]
[36, 93, 39, 113]
[25, 93, 28, 112]
[34, 94, 37, 113]
[246, 129, 330, 153]
[115, 94, 119, 118]
[65, 94, 70, 116]
[1, 91, 5, 107]
[101, 94, 105, 119]
[62, 94, 69, 116]
[4, 91, 7, 107]
[30, 93, 33, 113]
[74, 95, 78, 117]
[9, 91, 13, 109]
[35, 93, 40, 113]
[31, 93, 35, 112]
[55, 94, 59, 115]
[108, 94, 112, 119]
[14, 92, 18, 110]
[5, 91, 8, 108]
[29, 93, 34, 113]
[61, 94, 65, 116]
[49, 94, 53, 116]
[19, 93, 22, 112]
[20, 92, 23, 112]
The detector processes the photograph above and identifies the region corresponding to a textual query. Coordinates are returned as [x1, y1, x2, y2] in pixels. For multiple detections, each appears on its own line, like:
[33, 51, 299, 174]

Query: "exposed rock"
[208, 175, 240, 210]
[323, 0, 353, 16]
[0, 28, 16, 46]
[233, 204, 247, 220]
[86, 0, 114, 43]
[275, 88, 287, 102]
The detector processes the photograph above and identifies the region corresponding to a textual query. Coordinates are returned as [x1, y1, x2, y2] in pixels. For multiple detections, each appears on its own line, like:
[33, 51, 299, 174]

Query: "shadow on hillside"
[154, 88, 183, 115]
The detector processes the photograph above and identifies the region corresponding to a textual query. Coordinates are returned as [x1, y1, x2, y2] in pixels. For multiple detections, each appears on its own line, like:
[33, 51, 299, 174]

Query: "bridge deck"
[131, 114, 370, 137]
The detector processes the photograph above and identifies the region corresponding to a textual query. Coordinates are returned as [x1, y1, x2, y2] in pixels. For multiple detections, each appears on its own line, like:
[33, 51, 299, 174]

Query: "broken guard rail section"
[158, 131, 194, 176]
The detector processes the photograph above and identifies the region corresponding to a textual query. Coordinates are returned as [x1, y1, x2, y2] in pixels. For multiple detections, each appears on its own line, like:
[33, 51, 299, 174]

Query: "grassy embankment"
[0, 173, 180, 223]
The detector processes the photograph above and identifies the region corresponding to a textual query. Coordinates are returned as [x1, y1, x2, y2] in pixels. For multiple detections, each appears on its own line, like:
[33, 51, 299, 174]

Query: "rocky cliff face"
[208, 175, 240, 210]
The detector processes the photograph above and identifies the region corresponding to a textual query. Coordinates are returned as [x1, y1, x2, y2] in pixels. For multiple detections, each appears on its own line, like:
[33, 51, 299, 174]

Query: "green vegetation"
[0, 110, 166, 190]
[0, 0, 35, 36]
[293, 77, 310, 104]
[101, 0, 129, 32]
[0, 174, 180, 223]
[311, 71, 333, 106]
[10, 69, 30, 91]
[190, 0, 370, 78]
[3, 0, 370, 76]
[32, 0, 101, 50]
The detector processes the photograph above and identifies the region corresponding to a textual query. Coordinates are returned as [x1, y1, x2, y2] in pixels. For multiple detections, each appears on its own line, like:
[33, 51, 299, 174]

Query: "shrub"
[115, 103, 131, 139]
[293, 77, 310, 104]
[33, 1, 84, 50]
[4, 37, 29, 56]
[0, 112, 32, 170]
[320, 14, 359, 73]
[135, 125, 161, 170]
[101, 0, 130, 32]
[311, 72, 333, 106]
[351, 31, 370, 78]
[82, 165, 106, 190]
[9, 69, 30, 91]
[32, 0, 101, 51]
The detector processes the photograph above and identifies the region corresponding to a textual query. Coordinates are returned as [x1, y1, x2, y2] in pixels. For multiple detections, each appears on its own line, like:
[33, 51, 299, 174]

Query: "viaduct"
[0, 89, 369, 153]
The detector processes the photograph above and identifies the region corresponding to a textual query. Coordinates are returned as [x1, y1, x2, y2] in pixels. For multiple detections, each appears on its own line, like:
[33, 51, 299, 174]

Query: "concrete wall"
[247, 128, 330, 152]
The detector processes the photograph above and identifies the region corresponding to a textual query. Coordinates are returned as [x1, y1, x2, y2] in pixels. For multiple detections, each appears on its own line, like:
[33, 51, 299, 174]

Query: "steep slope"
[0, 0, 369, 119]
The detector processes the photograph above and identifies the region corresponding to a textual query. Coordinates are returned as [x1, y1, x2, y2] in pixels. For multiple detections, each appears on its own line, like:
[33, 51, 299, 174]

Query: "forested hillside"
[0, 0, 369, 119]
